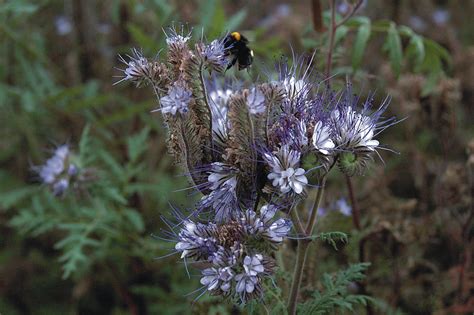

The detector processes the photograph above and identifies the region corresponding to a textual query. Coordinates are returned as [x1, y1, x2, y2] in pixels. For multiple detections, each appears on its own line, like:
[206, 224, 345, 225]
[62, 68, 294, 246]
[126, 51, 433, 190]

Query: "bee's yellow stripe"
[231, 32, 241, 41]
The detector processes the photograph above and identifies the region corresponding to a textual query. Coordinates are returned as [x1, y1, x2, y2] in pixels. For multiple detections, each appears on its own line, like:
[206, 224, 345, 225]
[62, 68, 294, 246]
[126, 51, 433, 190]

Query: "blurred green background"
[0, 0, 472, 314]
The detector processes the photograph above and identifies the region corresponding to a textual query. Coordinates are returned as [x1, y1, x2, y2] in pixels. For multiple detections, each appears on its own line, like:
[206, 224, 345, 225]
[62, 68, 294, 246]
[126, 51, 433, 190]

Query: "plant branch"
[335, 0, 364, 28]
[290, 206, 305, 237]
[324, 0, 364, 85]
[324, 0, 337, 83]
[287, 238, 310, 315]
[287, 182, 327, 314]
[345, 175, 361, 230]
[305, 175, 327, 235]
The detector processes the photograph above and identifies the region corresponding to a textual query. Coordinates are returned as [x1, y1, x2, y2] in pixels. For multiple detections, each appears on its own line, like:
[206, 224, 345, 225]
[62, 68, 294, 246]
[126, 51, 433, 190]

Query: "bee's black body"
[223, 32, 254, 71]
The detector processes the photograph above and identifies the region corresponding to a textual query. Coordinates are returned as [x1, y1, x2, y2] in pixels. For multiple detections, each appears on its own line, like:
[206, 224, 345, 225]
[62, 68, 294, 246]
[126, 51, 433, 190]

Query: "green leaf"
[386, 22, 403, 77]
[407, 34, 425, 68]
[98, 150, 123, 178]
[123, 209, 144, 232]
[127, 23, 160, 53]
[127, 127, 150, 163]
[299, 263, 372, 315]
[313, 231, 349, 250]
[102, 186, 127, 204]
[397, 25, 414, 37]
[334, 25, 349, 46]
[78, 124, 91, 163]
[0, 186, 39, 209]
[351, 18, 371, 71]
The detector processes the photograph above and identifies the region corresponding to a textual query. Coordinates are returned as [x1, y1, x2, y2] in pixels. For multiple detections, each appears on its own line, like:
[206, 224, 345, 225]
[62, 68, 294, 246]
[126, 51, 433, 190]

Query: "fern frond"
[299, 263, 372, 315]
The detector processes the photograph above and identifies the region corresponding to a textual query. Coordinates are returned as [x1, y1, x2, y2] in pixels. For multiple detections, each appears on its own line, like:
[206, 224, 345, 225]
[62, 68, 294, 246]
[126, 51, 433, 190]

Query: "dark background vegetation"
[0, 0, 472, 314]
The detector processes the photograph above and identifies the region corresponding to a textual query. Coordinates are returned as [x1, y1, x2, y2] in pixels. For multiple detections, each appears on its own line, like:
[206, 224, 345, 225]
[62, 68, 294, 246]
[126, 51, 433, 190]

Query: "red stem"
[345, 175, 361, 230]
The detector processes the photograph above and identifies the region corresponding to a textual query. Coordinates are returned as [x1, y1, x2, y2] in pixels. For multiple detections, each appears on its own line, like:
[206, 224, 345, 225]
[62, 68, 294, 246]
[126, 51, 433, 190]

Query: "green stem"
[305, 176, 327, 235]
[324, 0, 336, 84]
[290, 206, 305, 236]
[287, 182, 326, 315]
[287, 238, 311, 315]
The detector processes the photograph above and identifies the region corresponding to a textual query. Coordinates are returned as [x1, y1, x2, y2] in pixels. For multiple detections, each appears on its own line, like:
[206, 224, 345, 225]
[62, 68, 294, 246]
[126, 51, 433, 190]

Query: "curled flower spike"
[264, 145, 308, 194]
[158, 82, 192, 115]
[116, 49, 169, 89]
[116, 49, 149, 87]
[164, 26, 192, 68]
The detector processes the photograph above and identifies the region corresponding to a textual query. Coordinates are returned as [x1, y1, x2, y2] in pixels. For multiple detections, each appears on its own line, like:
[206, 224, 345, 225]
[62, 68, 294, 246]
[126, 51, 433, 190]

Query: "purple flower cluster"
[174, 204, 291, 303]
[117, 28, 397, 305]
[35, 145, 79, 196]
[267, 62, 393, 177]
[158, 82, 192, 115]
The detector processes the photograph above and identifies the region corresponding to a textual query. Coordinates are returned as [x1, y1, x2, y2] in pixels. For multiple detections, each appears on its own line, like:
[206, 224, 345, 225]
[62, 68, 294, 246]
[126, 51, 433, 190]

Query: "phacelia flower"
[200, 163, 240, 222]
[166, 33, 190, 46]
[241, 205, 292, 246]
[174, 220, 219, 260]
[282, 76, 308, 100]
[200, 266, 235, 294]
[196, 37, 229, 72]
[247, 88, 266, 115]
[234, 254, 275, 303]
[158, 83, 192, 115]
[312, 121, 335, 155]
[36, 145, 79, 196]
[209, 88, 232, 139]
[164, 25, 191, 47]
[329, 89, 396, 175]
[264, 145, 308, 194]
[331, 108, 379, 152]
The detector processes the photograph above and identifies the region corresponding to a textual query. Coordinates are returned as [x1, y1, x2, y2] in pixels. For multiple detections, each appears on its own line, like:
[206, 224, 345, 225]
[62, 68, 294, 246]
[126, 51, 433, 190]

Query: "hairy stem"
[305, 175, 327, 235]
[198, 62, 213, 144]
[287, 238, 310, 315]
[287, 182, 326, 315]
[290, 206, 305, 237]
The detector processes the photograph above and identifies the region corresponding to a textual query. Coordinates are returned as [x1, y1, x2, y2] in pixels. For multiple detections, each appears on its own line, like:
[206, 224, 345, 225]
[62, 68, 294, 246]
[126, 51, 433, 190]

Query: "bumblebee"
[223, 31, 254, 71]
